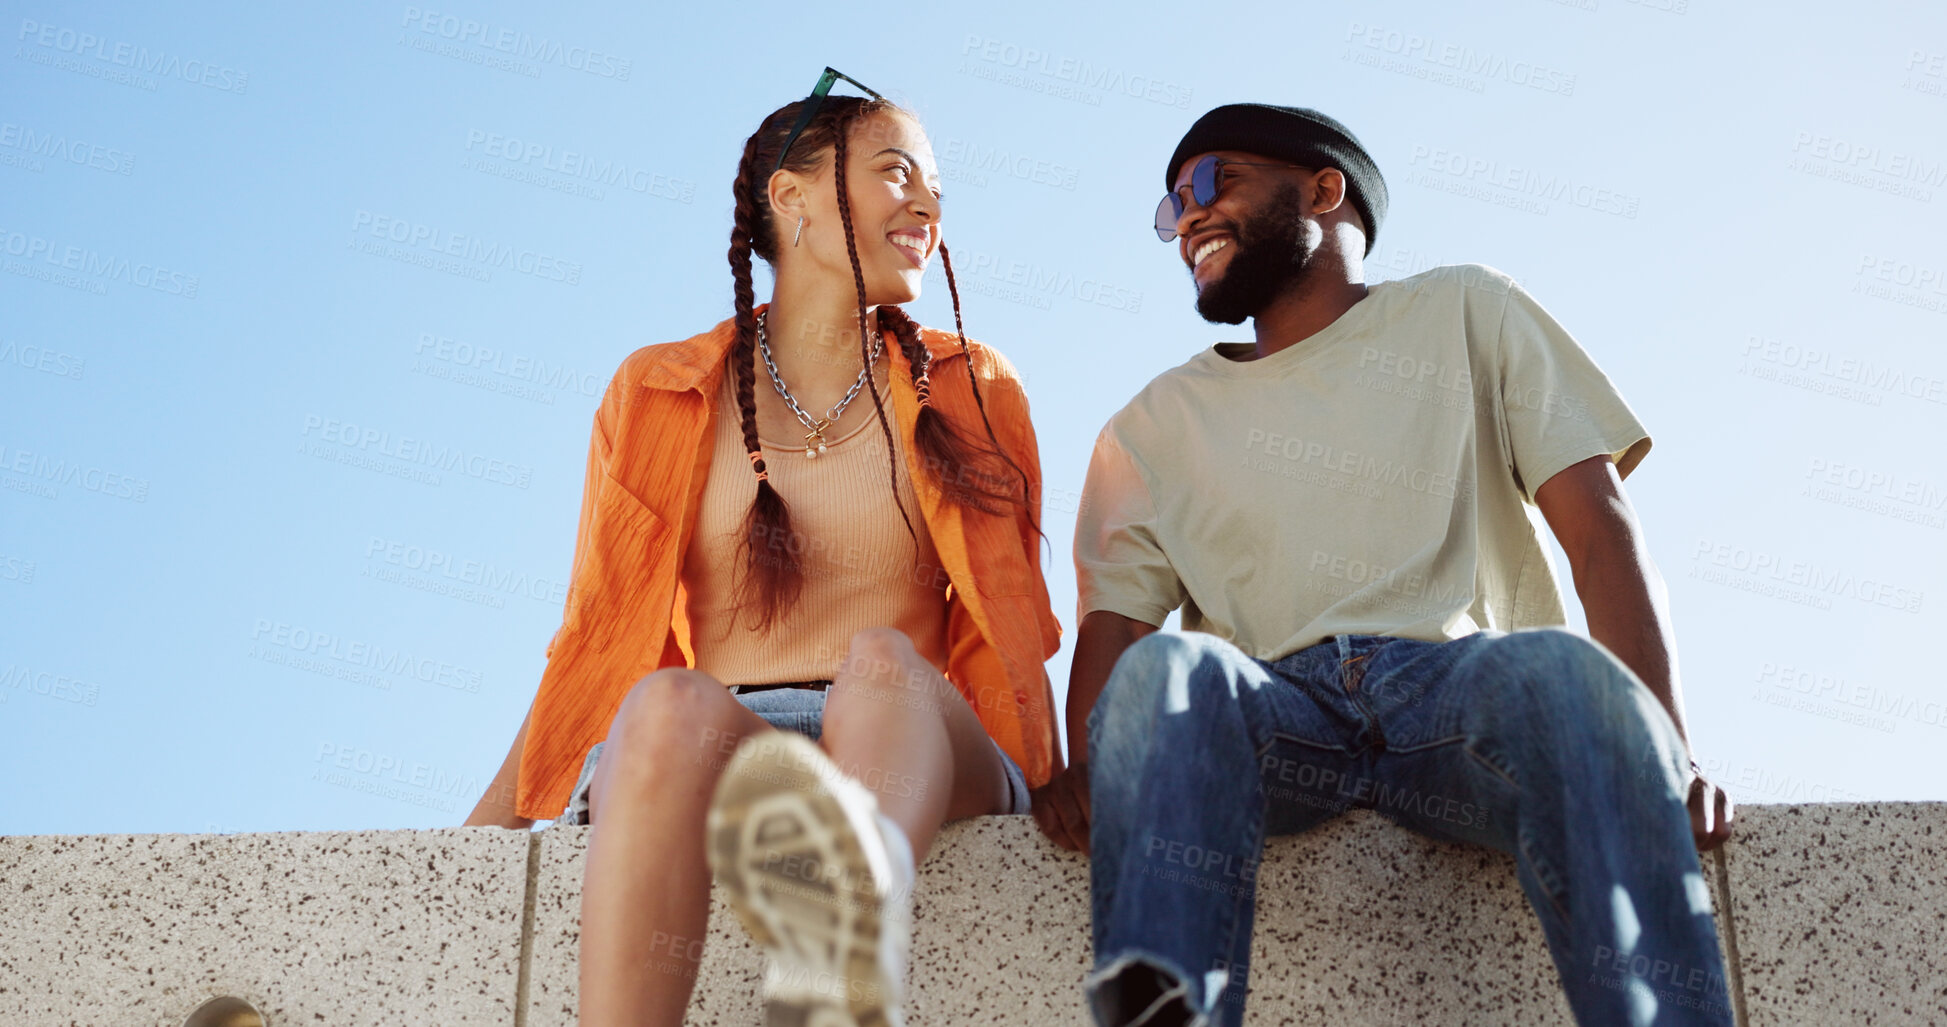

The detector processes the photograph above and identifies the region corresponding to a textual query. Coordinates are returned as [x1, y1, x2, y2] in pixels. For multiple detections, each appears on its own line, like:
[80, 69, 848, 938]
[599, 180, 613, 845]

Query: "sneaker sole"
[706, 732, 899, 1027]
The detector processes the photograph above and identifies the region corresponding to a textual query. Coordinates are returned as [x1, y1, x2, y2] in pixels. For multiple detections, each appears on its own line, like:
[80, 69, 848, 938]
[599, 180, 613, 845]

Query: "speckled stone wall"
[3, 804, 1943, 1026]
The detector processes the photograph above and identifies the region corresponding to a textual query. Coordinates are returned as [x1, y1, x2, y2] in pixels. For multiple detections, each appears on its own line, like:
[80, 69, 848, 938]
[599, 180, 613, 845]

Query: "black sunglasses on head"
[1155, 154, 1313, 241]
[774, 67, 884, 175]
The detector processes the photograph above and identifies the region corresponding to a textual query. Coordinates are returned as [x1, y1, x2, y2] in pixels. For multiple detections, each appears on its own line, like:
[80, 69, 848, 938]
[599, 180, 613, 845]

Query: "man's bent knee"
[1092, 630, 1247, 739]
[1502, 627, 1622, 675]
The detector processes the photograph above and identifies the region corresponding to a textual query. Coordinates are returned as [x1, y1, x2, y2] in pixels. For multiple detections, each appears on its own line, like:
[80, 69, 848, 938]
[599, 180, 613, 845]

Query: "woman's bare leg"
[818, 627, 1012, 860]
[577, 667, 773, 1027]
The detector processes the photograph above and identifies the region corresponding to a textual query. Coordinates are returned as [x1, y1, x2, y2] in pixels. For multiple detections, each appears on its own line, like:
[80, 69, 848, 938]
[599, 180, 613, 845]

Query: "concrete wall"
[3, 803, 1943, 1025]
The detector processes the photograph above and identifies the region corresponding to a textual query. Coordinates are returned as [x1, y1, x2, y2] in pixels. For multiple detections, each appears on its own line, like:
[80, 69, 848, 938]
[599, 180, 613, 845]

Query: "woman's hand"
[463, 781, 534, 829]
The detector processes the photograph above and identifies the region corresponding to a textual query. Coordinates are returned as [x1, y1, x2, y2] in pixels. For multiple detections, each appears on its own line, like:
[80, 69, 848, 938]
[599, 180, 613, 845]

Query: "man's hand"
[1687, 763, 1734, 850]
[1031, 763, 1092, 854]
[1036, 610, 1157, 856]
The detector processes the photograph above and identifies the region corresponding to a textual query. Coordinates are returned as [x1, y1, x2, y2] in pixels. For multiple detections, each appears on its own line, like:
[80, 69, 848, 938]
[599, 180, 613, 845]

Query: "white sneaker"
[706, 732, 915, 1027]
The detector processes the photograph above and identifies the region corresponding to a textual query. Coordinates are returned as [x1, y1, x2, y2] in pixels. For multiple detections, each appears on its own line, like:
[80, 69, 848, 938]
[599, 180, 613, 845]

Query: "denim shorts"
[554, 684, 1032, 826]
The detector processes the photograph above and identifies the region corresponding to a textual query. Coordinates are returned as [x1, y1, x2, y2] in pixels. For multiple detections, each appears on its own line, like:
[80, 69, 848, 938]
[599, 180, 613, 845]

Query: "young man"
[1030, 103, 1737, 1027]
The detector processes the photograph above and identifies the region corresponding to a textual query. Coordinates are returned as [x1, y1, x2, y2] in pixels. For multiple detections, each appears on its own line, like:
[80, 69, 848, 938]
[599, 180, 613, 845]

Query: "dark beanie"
[1165, 103, 1388, 255]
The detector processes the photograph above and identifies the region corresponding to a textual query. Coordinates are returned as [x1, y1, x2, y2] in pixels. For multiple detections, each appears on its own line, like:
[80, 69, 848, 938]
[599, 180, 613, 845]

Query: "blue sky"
[4, 1, 1944, 834]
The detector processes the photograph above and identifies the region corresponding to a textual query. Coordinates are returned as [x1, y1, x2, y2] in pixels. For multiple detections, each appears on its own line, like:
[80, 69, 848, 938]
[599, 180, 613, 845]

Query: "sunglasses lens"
[1192, 155, 1223, 207]
[1154, 194, 1183, 241]
[1157, 156, 1229, 241]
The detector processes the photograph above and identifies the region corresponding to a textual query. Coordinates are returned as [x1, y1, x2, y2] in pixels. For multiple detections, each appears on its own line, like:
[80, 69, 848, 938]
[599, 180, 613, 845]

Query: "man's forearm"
[1064, 611, 1160, 762]
[1575, 547, 1690, 750]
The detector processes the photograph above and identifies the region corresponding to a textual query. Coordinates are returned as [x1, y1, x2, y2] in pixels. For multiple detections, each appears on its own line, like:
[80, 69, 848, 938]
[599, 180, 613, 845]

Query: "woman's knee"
[588, 669, 744, 819]
[830, 627, 937, 712]
[838, 627, 923, 682]
[608, 668, 743, 763]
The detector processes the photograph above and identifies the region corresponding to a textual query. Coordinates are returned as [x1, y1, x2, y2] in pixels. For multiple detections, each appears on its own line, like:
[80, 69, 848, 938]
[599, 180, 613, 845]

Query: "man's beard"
[1193, 184, 1314, 325]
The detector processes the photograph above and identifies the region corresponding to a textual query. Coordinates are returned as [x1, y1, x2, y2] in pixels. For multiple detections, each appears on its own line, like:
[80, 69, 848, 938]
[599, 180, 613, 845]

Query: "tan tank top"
[681, 372, 951, 684]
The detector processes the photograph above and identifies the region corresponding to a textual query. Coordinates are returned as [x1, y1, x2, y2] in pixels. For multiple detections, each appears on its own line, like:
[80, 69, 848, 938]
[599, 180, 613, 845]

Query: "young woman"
[463, 75, 1062, 1027]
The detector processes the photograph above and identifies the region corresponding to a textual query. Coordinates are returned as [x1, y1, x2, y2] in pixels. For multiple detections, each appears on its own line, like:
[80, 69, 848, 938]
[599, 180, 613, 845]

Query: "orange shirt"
[514, 306, 1063, 820]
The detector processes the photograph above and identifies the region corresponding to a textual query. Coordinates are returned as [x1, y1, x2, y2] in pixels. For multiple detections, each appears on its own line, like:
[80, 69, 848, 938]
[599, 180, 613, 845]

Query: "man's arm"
[1065, 611, 1161, 749]
[1031, 610, 1158, 853]
[1534, 454, 1732, 848]
[1534, 456, 1685, 737]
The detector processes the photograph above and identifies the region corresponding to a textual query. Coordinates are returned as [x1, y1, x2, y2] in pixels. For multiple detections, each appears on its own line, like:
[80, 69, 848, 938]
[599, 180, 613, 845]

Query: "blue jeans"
[1085, 629, 1734, 1027]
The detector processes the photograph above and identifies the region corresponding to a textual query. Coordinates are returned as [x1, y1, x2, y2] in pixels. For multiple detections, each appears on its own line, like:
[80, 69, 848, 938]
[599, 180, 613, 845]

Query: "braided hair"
[727, 95, 1031, 629]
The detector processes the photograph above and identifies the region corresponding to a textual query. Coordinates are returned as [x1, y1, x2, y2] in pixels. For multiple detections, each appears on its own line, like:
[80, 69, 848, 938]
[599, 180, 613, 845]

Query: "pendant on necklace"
[803, 419, 831, 459]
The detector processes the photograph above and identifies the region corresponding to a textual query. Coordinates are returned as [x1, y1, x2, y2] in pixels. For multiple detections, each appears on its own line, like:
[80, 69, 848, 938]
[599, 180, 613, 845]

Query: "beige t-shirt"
[1075, 263, 1651, 661]
[683, 373, 951, 683]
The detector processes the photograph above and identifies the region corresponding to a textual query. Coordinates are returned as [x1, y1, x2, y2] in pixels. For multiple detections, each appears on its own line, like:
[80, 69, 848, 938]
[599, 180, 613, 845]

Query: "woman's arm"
[465, 373, 622, 827]
[463, 703, 536, 828]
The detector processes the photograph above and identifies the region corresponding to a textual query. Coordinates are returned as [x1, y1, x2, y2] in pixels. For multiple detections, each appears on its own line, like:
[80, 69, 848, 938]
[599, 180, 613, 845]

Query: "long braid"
[830, 112, 920, 542]
[874, 303, 1021, 516]
[937, 243, 1037, 532]
[729, 132, 800, 629]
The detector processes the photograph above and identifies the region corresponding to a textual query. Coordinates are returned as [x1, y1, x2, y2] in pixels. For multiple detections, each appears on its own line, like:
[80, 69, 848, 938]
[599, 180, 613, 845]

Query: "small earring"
[793, 216, 805, 247]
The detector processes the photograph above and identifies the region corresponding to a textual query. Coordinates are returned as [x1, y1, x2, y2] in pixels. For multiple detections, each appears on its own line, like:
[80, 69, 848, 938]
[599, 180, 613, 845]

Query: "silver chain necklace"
[756, 309, 885, 459]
